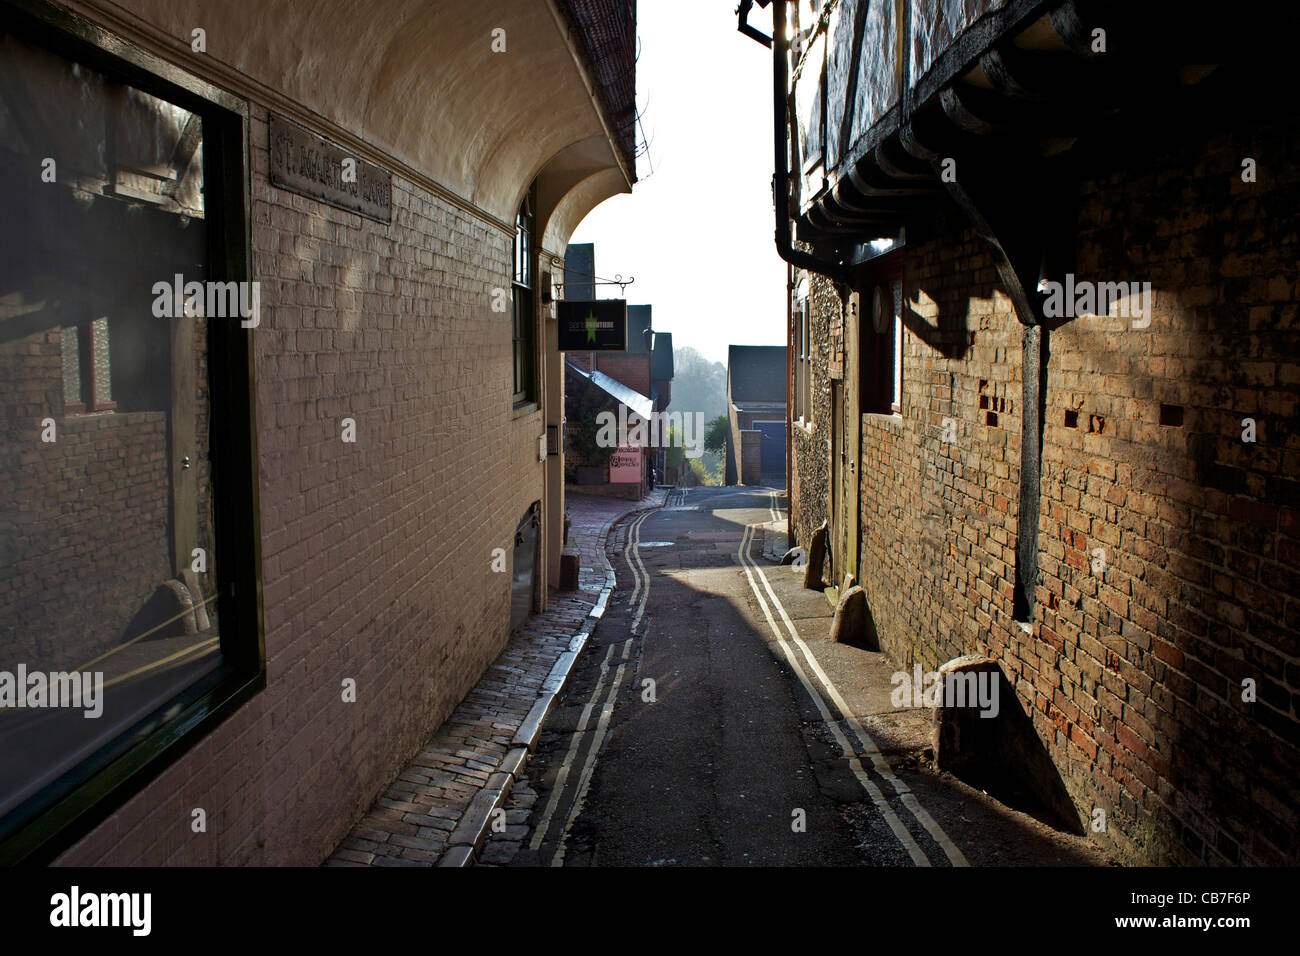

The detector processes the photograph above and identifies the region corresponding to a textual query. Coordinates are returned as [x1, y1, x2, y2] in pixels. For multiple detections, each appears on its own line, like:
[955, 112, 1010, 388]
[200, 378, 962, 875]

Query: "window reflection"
[0, 27, 221, 818]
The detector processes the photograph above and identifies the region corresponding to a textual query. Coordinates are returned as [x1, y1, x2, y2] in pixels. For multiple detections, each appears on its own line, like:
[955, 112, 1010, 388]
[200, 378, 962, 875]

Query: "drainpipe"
[741, 0, 853, 557]
[739, 0, 853, 288]
[786, 260, 794, 550]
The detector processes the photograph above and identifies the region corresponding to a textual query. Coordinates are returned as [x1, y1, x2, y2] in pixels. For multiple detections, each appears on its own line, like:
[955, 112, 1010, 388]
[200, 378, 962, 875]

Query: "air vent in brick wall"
[977, 378, 1012, 428]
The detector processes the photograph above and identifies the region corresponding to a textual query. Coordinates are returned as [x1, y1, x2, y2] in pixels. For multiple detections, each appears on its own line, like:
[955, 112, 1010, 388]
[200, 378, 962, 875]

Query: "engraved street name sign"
[269, 113, 392, 223]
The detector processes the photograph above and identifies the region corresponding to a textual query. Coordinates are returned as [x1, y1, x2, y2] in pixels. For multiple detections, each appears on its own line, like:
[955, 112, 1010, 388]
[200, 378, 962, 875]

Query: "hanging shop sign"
[557, 299, 628, 351]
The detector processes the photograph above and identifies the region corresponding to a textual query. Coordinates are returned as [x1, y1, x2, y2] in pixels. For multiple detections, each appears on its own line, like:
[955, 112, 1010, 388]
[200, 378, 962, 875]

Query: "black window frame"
[511, 184, 538, 408]
[792, 277, 812, 423]
[0, 0, 264, 865]
[861, 254, 904, 416]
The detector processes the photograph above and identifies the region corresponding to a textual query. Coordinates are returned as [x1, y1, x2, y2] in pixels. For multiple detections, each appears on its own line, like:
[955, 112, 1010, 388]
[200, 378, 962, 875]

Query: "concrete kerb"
[760, 518, 788, 563]
[440, 486, 674, 866]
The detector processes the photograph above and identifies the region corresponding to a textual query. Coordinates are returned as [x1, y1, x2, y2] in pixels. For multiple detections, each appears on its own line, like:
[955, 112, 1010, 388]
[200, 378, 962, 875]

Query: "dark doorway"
[510, 503, 541, 632]
[754, 420, 786, 480]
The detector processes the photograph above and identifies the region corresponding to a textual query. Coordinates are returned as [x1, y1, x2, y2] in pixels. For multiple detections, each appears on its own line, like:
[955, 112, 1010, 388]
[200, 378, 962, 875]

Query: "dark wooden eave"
[798, 0, 1294, 324]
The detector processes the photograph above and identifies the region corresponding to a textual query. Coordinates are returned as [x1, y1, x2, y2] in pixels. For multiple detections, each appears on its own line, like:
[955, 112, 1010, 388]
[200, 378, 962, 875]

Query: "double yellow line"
[736, 521, 969, 867]
[623, 511, 653, 634]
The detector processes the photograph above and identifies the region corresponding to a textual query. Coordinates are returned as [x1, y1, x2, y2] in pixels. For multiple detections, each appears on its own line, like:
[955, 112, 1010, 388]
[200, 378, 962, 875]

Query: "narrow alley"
[491, 487, 1106, 868]
[0, 0, 1293, 942]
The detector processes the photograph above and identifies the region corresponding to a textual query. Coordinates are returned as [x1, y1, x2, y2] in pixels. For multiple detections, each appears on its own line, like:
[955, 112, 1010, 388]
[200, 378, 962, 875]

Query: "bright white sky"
[570, 1, 785, 366]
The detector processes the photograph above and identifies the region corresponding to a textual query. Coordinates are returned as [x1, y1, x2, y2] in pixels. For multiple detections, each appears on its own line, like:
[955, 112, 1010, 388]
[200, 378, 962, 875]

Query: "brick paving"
[325, 487, 669, 866]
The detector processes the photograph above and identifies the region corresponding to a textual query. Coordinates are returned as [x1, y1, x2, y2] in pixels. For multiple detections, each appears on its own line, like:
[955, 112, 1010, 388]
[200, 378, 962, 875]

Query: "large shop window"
[0, 6, 261, 863]
[512, 185, 537, 406]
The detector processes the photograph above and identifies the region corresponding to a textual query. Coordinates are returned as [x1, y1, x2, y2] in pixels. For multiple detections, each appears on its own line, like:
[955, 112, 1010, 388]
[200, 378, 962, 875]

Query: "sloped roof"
[566, 357, 653, 419]
[728, 345, 787, 404]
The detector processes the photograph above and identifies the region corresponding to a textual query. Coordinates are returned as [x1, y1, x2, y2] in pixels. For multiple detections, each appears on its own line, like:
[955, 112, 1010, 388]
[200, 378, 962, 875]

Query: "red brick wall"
[0, 330, 171, 671]
[798, 115, 1300, 865]
[566, 352, 650, 401]
[592, 353, 650, 398]
[739, 429, 763, 486]
[1030, 122, 1299, 865]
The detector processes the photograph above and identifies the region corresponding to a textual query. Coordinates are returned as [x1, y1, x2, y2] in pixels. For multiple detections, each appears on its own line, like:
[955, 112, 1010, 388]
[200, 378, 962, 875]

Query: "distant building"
[562, 247, 672, 406]
[562, 244, 674, 494]
[725, 345, 787, 486]
[564, 304, 674, 496]
[564, 358, 654, 499]
[649, 331, 675, 481]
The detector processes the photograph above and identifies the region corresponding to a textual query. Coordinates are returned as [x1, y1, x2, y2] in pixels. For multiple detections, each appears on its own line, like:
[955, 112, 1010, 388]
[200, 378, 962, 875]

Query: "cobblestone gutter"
[325, 488, 670, 866]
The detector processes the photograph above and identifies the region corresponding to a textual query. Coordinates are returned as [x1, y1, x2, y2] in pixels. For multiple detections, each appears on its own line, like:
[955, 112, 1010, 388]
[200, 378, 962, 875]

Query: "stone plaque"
[269, 113, 391, 223]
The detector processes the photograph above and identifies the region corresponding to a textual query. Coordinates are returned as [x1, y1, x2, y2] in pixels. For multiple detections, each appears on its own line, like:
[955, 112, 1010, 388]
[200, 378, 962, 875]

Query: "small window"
[512, 186, 537, 405]
[891, 277, 903, 414]
[862, 258, 904, 415]
[792, 278, 812, 423]
[60, 317, 116, 414]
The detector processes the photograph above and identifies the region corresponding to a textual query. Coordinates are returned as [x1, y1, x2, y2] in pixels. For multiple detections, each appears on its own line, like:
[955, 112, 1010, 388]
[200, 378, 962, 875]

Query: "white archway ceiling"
[83, 0, 633, 225]
[532, 133, 619, 253]
[540, 166, 627, 255]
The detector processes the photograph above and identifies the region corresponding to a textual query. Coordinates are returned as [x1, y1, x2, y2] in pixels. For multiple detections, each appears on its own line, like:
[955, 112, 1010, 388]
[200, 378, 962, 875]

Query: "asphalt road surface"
[493, 485, 1108, 867]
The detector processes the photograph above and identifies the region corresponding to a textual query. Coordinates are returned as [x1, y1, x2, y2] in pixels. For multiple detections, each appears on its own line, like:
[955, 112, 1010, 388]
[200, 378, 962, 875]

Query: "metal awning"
[565, 358, 653, 420]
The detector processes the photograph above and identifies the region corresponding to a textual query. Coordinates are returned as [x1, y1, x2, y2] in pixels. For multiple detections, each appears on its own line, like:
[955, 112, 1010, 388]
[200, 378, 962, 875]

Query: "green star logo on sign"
[585, 311, 599, 344]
